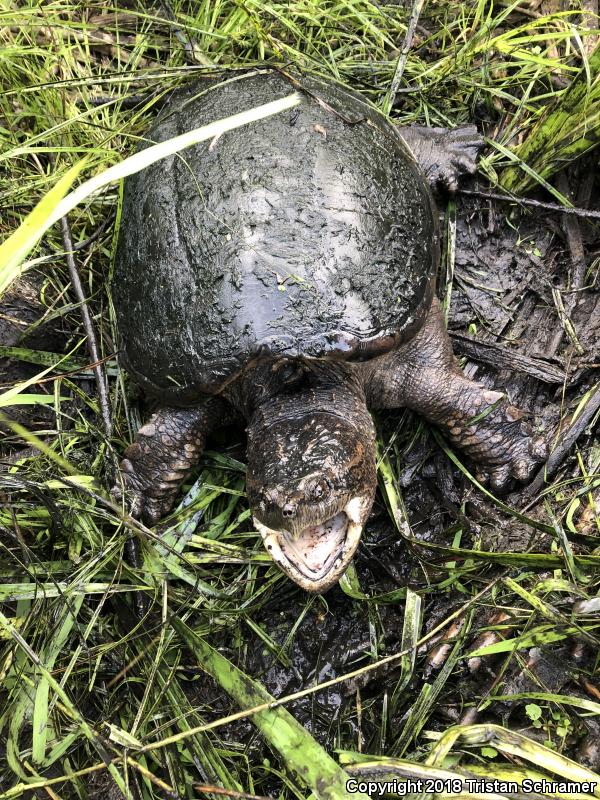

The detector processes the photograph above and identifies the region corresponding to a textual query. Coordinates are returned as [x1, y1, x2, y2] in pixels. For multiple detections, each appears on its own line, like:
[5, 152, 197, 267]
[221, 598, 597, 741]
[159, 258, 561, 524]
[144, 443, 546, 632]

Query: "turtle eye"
[311, 477, 332, 500]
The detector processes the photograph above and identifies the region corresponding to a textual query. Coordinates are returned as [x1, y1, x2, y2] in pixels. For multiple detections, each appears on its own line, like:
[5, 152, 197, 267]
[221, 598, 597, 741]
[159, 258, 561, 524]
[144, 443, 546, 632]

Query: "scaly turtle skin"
[112, 69, 546, 592]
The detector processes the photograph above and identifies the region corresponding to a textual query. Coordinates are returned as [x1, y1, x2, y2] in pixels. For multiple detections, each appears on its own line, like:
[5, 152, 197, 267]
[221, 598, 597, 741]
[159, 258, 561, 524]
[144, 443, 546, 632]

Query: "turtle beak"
[254, 496, 371, 592]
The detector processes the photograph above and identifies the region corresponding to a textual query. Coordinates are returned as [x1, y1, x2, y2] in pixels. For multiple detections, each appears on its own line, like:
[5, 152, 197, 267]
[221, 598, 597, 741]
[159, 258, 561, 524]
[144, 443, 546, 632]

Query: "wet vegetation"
[1, 1, 600, 798]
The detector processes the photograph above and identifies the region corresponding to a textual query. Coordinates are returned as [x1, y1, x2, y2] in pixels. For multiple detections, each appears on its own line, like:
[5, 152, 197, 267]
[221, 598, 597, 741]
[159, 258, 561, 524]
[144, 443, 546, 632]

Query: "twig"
[524, 382, 600, 498]
[384, 0, 426, 114]
[72, 211, 116, 252]
[0, 353, 116, 389]
[60, 216, 112, 437]
[459, 188, 600, 220]
[545, 172, 589, 357]
[449, 331, 569, 385]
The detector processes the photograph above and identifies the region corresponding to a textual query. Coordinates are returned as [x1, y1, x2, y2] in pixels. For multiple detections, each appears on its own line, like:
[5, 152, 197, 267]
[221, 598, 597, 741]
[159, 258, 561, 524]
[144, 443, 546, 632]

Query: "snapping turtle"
[112, 69, 545, 592]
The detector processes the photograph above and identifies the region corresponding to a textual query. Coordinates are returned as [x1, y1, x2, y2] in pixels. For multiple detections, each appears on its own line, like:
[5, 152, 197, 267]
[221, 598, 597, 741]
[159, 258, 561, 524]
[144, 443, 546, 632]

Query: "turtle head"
[247, 384, 377, 592]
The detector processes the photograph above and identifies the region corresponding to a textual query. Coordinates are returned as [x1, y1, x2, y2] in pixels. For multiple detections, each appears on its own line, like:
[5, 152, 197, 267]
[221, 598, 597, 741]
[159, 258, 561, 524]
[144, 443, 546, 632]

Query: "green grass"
[1, 1, 600, 798]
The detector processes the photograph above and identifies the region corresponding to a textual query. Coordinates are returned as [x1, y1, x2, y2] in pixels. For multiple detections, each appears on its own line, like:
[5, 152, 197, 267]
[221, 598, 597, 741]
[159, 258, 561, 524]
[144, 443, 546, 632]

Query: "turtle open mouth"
[254, 497, 368, 592]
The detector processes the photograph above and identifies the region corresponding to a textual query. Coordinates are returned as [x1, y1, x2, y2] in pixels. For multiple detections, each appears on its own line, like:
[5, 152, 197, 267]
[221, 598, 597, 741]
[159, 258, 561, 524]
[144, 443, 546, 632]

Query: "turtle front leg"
[400, 125, 483, 193]
[367, 299, 547, 490]
[112, 399, 229, 525]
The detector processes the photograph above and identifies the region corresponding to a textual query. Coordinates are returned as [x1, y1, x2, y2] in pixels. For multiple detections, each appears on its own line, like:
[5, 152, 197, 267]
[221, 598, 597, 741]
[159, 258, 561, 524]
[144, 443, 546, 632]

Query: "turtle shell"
[113, 69, 438, 403]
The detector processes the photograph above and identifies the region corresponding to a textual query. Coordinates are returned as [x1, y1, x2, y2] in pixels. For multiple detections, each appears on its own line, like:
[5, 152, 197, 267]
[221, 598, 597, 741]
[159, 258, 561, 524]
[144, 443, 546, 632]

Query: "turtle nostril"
[282, 502, 296, 518]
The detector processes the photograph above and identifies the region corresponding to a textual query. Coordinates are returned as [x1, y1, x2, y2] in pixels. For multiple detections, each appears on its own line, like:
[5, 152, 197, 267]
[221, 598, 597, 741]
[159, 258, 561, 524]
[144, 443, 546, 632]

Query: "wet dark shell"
[113, 70, 438, 402]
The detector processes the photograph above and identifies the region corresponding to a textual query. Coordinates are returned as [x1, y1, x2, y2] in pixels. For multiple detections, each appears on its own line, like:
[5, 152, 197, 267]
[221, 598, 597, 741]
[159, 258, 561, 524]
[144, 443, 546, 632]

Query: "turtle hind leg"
[367, 298, 547, 491]
[112, 398, 230, 525]
[400, 124, 483, 194]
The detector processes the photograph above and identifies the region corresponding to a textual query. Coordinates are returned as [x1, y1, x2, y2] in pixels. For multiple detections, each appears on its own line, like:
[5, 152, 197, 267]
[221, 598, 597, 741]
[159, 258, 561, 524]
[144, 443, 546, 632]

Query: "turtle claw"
[475, 452, 536, 493]
[477, 420, 547, 494]
[111, 443, 182, 526]
[111, 473, 144, 523]
[111, 459, 178, 527]
[431, 125, 482, 194]
[402, 124, 483, 194]
[444, 393, 548, 494]
[512, 459, 533, 483]
[488, 464, 511, 493]
[531, 436, 550, 463]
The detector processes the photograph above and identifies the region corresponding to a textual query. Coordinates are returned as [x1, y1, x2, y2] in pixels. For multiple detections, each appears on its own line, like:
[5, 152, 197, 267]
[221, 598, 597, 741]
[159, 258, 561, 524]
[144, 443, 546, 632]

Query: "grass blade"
[171, 617, 369, 800]
[502, 42, 600, 193]
[0, 161, 84, 296]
